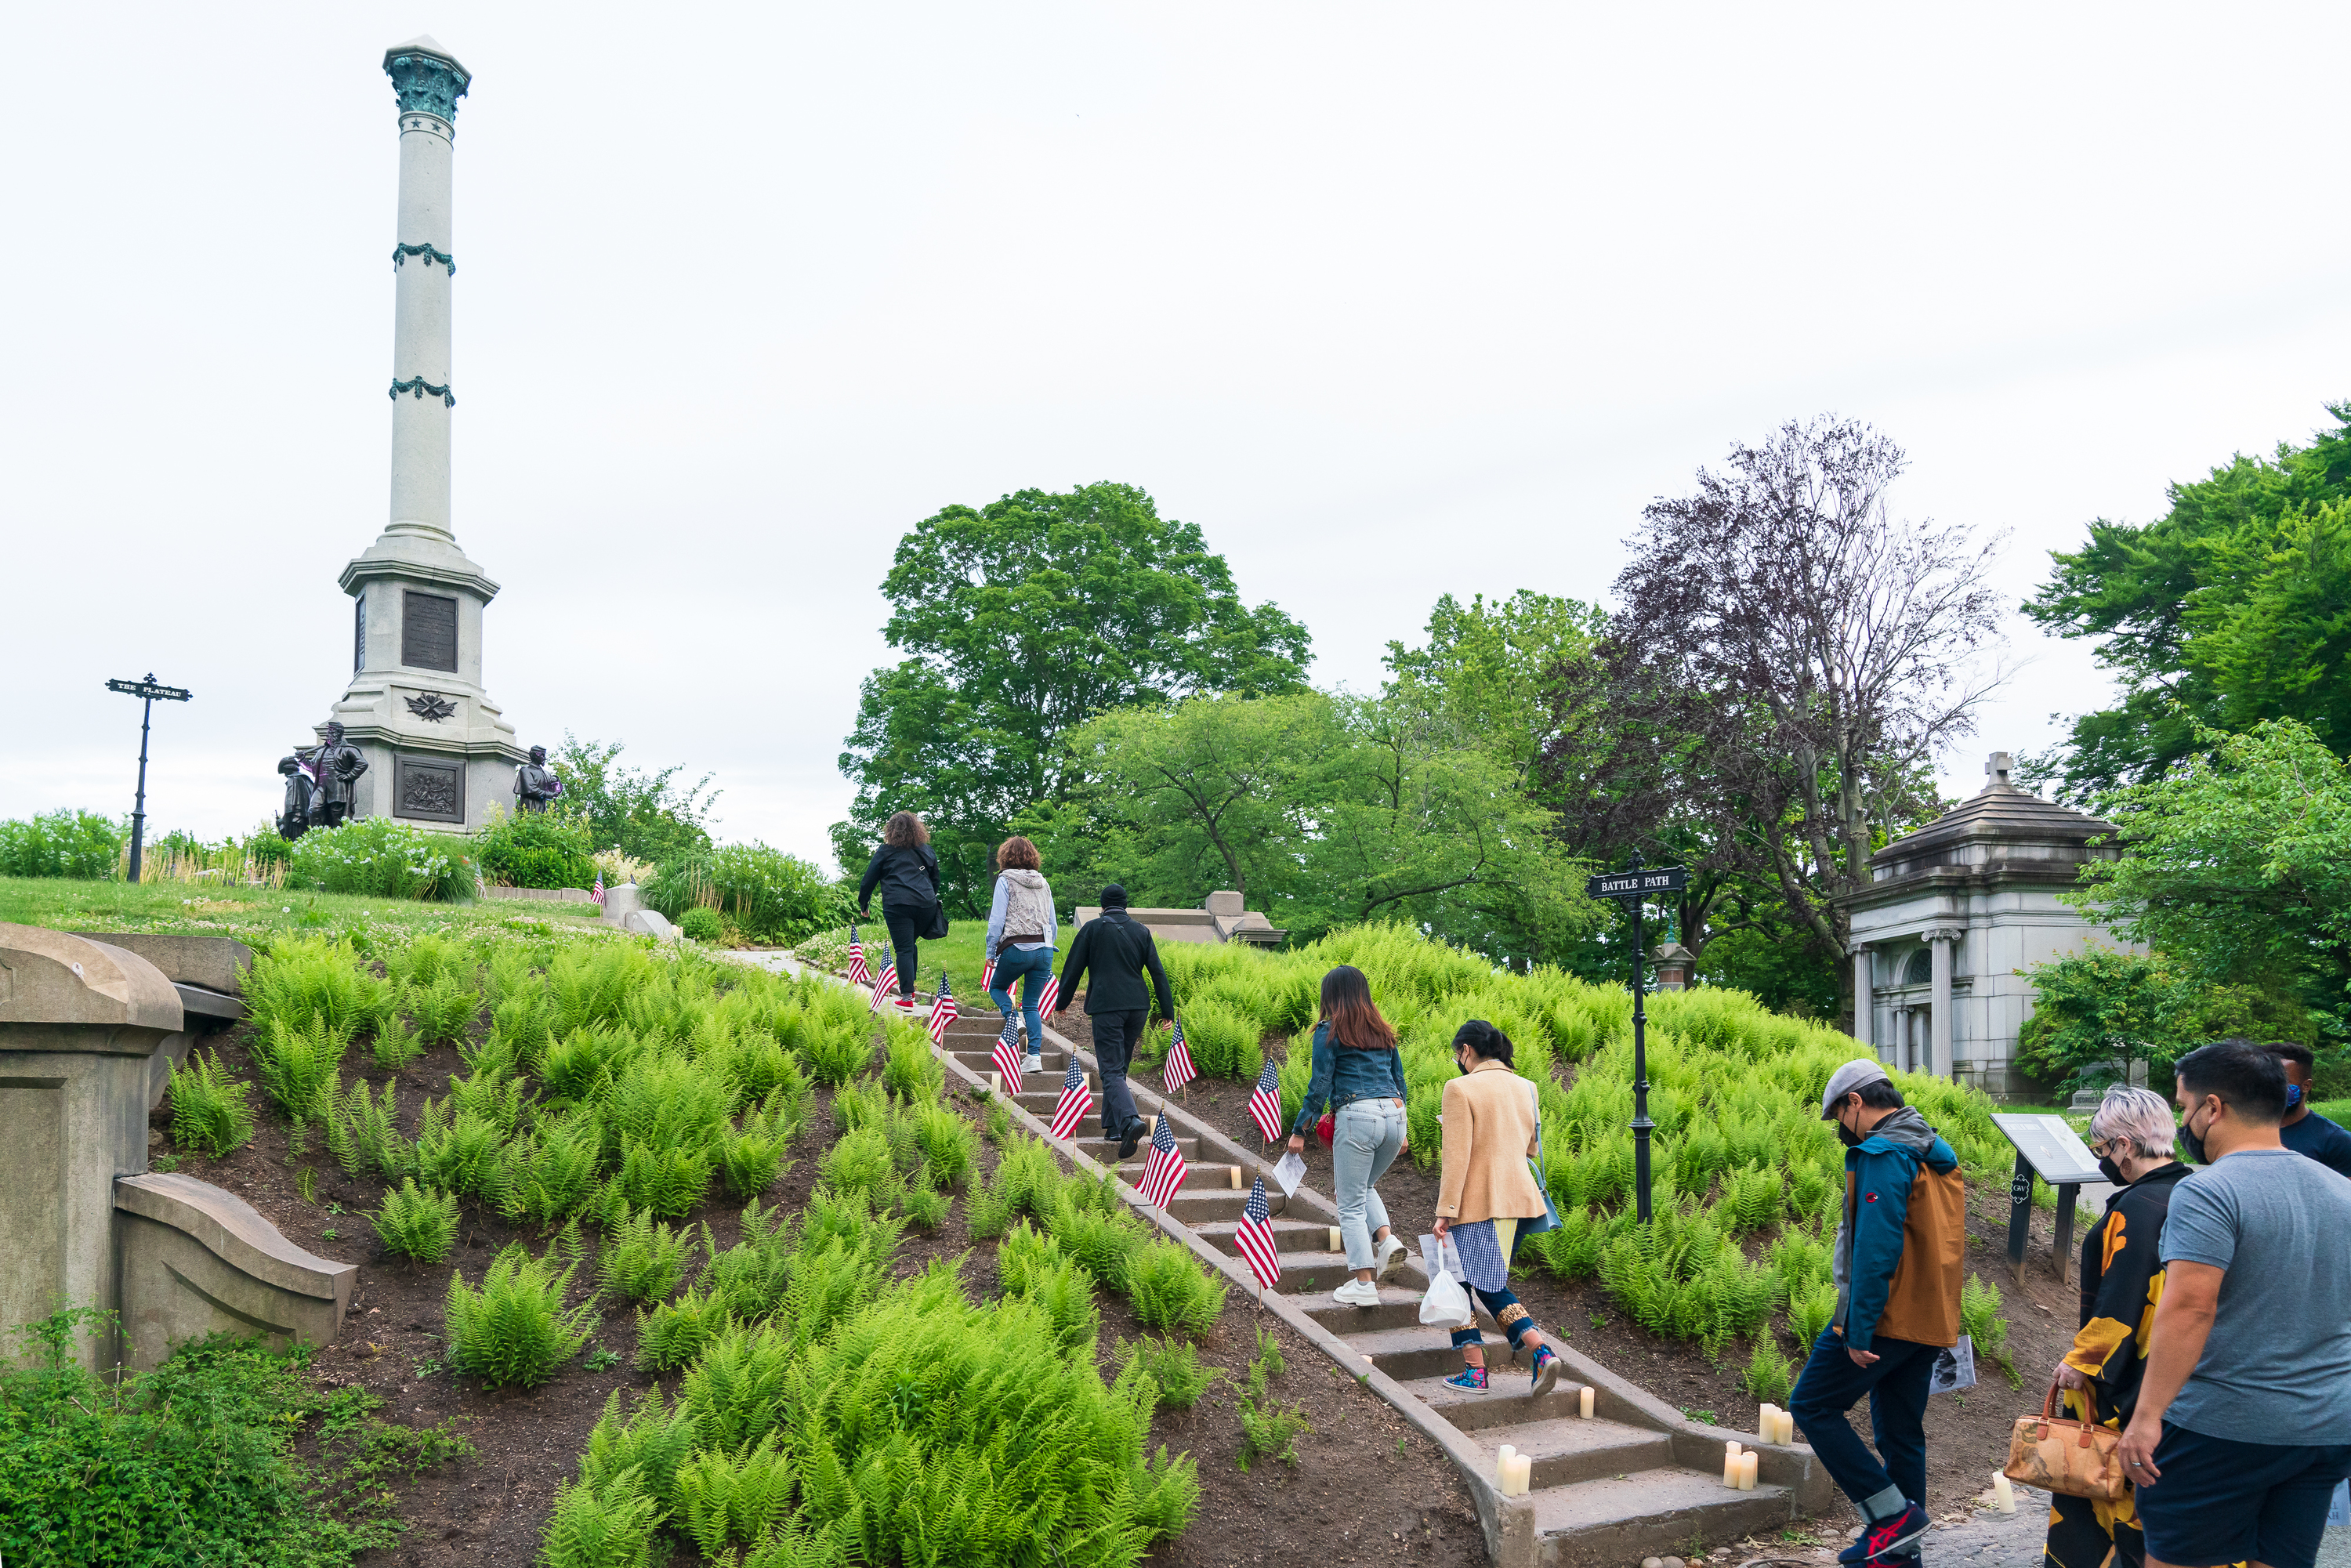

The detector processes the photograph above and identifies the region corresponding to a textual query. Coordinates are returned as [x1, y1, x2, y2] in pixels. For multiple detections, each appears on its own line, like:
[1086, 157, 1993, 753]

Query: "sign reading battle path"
[1585, 865, 1688, 900]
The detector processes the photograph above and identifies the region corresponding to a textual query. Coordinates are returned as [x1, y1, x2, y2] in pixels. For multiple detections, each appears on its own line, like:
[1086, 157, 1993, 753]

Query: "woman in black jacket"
[855, 811, 941, 1009]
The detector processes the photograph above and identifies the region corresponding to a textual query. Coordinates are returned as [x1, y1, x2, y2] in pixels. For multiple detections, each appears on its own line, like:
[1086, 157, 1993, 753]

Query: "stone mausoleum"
[307, 38, 524, 831]
[1840, 753, 2135, 1099]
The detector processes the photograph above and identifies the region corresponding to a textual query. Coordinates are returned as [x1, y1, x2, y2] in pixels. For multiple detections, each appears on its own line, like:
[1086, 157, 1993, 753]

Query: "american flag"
[590, 870, 605, 906]
[1162, 1015, 1197, 1094]
[1248, 1060, 1284, 1143]
[845, 924, 871, 988]
[868, 948, 897, 1013]
[991, 1017, 1024, 1089]
[1139, 1114, 1188, 1208]
[1038, 971, 1061, 1016]
[1048, 1059, 1093, 1141]
[980, 952, 996, 994]
[926, 972, 958, 1046]
[1233, 1175, 1283, 1291]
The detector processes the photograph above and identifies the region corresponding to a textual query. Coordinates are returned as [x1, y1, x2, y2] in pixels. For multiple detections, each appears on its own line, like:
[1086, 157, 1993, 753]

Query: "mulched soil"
[1056, 1007, 2082, 1540]
[165, 983, 1489, 1567]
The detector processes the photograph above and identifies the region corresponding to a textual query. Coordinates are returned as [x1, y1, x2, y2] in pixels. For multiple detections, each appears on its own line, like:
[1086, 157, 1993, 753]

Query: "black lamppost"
[1586, 855, 1685, 1222]
[105, 674, 192, 883]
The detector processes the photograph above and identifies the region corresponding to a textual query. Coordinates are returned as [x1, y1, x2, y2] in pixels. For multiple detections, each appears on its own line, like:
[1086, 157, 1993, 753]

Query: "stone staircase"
[940, 1012, 1810, 1566]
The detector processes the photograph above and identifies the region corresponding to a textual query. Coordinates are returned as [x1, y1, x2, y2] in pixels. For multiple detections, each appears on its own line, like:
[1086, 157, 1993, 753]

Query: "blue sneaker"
[1855, 1502, 1928, 1565]
[1442, 1365, 1489, 1393]
[1531, 1345, 1561, 1396]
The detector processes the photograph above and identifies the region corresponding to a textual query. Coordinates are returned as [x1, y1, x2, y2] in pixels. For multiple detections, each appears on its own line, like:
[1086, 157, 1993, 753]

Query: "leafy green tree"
[2068, 717, 2351, 1034]
[2016, 947, 2318, 1093]
[551, 736, 718, 864]
[837, 483, 1311, 913]
[2024, 404, 2351, 801]
[1383, 591, 1604, 771]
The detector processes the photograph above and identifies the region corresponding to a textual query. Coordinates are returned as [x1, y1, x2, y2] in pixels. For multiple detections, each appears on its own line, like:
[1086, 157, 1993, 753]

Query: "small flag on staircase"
[991, 1019, 1024, 1090]
[1162, 1014, 1197, 1094]
[1140, 1114, 1188, 1209]
[926, 972, 958, 1045]
[1248, 1059, 1284, 1144]
[1233, 1175, 1282, 1291]
[1048, 1059, 1093, 1141]
[845, 924, 870, 988]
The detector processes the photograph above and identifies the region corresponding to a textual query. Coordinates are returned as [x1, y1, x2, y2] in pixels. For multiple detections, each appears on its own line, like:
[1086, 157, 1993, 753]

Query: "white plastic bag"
[1419, 1267, 1474, 1328]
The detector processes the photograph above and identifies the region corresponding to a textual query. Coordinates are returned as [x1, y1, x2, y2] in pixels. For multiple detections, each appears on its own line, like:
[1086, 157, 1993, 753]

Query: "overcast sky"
[6, 4, 2346, 871]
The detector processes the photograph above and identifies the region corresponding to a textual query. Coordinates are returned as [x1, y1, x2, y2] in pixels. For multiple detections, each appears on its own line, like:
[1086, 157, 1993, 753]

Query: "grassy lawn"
[799, 919, 1012, 1010]
[0, 874, 620, 945]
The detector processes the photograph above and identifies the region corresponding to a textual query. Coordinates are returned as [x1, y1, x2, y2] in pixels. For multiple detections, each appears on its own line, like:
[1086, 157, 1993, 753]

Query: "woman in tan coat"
[1433, 1020, 1562, 1395]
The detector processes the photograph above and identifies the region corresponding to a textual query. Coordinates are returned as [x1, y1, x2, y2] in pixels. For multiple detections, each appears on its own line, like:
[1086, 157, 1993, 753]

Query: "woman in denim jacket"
[1287, 965, 1409, 1307]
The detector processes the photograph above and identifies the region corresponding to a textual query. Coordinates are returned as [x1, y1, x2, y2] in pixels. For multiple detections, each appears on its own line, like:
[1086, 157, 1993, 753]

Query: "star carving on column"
[405, 692, 458, 722]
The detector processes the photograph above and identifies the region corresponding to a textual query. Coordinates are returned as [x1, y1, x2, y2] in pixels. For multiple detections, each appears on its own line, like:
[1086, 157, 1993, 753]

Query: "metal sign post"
[1990, 1113, 2103, 1285]
[1585, 858, 1686, 1222]
[104, 675, 193, 884]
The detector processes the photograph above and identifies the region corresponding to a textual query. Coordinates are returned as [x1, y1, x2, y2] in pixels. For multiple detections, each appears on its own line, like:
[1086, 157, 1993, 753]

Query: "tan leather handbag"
[2005, 1378, 2127, 1501]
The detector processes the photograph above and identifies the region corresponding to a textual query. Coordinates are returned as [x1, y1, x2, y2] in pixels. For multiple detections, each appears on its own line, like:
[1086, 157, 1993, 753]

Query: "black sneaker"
[1118, 1121, 1145, 1160]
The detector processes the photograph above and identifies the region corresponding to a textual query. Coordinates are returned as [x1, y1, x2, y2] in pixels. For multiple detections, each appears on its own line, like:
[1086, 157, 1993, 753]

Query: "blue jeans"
[1333, 1099, 1404, 1269]
[987, 944, 1054, 1049]
[1788, 1327, 1935, 1515]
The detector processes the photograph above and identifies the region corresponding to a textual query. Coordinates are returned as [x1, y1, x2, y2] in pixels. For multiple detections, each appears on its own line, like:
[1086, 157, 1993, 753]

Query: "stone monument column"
[1925, 926, 1961, 1080]
[1849, 941, 1873, 1055]
[324, 37, 523, 831]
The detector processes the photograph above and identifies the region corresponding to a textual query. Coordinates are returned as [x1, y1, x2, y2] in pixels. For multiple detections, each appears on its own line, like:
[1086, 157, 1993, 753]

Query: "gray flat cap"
[1820, 1058, 1890, 1118]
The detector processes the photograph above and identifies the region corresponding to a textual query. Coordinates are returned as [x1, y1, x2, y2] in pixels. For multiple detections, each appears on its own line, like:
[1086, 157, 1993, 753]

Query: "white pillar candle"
[1578, 1385, 1596, 1419]
[1329, 1226, 1342, 1251]
[1757, 1404, 1778, 1441]
[1722, 1441, 1742, 1487]
[1510, 1454, 1533, 1494]
[1781, 1410, 1799, 1445]
[1737, 1452, 1759, 1490]
[1992, 1472, 2016, 1513]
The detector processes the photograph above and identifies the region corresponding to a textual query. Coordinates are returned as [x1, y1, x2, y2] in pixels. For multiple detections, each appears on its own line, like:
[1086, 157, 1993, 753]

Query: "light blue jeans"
[987, 943, 1055, 1050]
[1334, 1098, 1405, 1270]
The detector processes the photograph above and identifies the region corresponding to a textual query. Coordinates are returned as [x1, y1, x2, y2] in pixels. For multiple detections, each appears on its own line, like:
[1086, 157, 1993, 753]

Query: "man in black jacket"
[1056, 885, 1174, 1157]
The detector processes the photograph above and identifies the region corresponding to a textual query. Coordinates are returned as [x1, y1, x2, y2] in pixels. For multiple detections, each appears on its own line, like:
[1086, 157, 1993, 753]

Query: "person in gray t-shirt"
[2121, 1040, 2351, 1568]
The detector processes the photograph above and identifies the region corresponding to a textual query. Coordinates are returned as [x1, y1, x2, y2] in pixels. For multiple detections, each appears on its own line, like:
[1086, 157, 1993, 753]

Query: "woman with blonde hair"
[1432, 1019, 1563, 1396]
[2041, 1085, 2190, 1568]
[854, 810, 940, 1011]
[984, 836, 1057, 1073]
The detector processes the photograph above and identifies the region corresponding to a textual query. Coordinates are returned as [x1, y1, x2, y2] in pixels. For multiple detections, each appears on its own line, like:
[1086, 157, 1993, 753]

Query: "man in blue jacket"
[1789, 1059, 1967, 1567]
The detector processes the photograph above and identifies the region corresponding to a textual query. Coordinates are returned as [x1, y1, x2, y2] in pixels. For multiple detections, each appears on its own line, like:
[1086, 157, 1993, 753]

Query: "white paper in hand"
[1270, 1151, 1307, 1196]
[1418, 1232, 1465, 1280]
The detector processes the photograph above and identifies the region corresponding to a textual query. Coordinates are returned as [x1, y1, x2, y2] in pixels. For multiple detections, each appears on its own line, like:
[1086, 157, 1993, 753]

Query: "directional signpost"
[1990, 1112, 2104, 1285]
[1585, 858, 1686, 1222]
[105, 675, 193, 884]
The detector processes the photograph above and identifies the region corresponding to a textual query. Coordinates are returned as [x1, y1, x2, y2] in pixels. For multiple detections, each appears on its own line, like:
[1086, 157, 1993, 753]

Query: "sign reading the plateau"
[1585, 866, 1687, 900]
[105, 678, 192, 704]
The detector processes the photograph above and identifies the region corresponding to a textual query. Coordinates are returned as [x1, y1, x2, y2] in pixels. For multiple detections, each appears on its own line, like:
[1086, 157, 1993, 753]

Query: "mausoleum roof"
[1857, 752, 2119, 895]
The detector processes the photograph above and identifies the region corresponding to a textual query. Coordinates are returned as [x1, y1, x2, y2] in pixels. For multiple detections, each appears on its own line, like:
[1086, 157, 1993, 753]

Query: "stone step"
[1112, 1161, 1241, 1193]
[1195, 1220, 1343, 1259]
[1147, 1187, 1257, 1223]
[1067, 1132, 1202, 1161]
[1458, 1416, 1672, 1489]
[1523, 1469, 1792, 1564]
[1295, 1281, 1427, 1333]
[1400, 1371, 1588, 1432]
[1336, 1323, 1511, 1382]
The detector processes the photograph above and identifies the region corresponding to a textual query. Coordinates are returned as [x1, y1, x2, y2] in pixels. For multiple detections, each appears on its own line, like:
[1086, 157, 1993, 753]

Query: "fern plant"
[498, 1114, 605, 1227]
[800, 1022, 872, 1088]
[444, 1240, 599, 1389]
[598, 1206, 693, 1305]
[913, 1103, 980, 1189]
[677, 1438, 795, 1557]
[1118, 1335, 1221, 1409]
[326, 1077, 413, 1179]
[1236, 1396, 1311, 1471]
[252, 1012, 350, 1123]
[1788, 1279, 1838, 1347]
[1961, 1273, 2019, 1386]
[407, 971, 483, 1048]
[1125, 1236, 1228, 1338]
[537, 1467, 662, 1568]
[636, 1285, 732, 1373]
[578, 1387, 696, 1515]
[416, 1103, 509, 1200]
[607, 1135, 714, 1220]
[1738, 1334, 1794, 1405]
[369, 1012, 425, 1070]
[370, 1179, 460, 1264]
[168, 1049, 255, 1157]
[881, 1021, 943, 1103]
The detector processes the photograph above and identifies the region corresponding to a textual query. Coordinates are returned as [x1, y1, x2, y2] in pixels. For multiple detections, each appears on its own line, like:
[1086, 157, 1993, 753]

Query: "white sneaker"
[1375, 1235, 1407, 1281]
[1023, 1054, 1043, 1074]
[1332, 1278, 1382, 1309]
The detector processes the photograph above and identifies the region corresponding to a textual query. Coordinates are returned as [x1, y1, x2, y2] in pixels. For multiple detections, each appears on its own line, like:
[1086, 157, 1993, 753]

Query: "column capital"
[1847, 940, 1875, 954]
[1922, 925, 1964, 943]
[384, 38, 470, 123]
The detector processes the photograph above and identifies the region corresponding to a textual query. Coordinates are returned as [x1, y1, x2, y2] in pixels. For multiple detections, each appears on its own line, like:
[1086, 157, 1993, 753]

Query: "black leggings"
[882, 904, 922, 997]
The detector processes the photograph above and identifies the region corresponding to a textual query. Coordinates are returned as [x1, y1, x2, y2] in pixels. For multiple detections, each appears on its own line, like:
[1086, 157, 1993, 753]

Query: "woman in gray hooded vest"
[984, 836, 1058, 1073]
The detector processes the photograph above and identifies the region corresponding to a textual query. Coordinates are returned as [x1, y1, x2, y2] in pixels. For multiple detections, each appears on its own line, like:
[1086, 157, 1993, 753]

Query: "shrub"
[882, 1019, 944, 1102]
[370, 1179, 460, 1263]
[444, 1241, 600, 1389]
[913, 1103, 980, 1190]
[607, 1136, 714, 1220]
[644, 842, 850, 946]
[475, 803, 598, 891]
[802, 1022, 873, 1088]
[284, 815, 478, 901]
[636, 1286, 732, 1374]
[0, 809, 125, 878]
[0, 1315, 471, 1568]
[679, 906, 725, 943]
[405, 971, 483, 1047]
[1125, 1236, 1227, 1338]
[371, 1012, 425, 1070]
[498, 1114, 606, 1227]
[168, 1049, 255, 1157]
[538, 1468, 663, 1568]
[252, 1014, 350, 1124]
[1120, 1335, 1220, 1409]
[247, 936, 393, 1037]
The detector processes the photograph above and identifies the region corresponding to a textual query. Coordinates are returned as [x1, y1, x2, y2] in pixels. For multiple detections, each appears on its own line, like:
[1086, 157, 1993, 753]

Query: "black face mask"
[2098, 1154, 2127, 1187]
[1835, 1120, 1864, 1149]
[2179, 1106, 2209, 1166]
